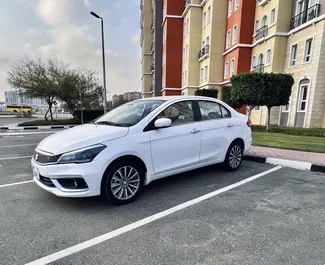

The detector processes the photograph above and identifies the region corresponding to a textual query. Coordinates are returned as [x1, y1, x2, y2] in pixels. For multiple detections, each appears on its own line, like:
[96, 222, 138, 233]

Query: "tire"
[101, 161, 145, 205]
[223, 141, 244, 171]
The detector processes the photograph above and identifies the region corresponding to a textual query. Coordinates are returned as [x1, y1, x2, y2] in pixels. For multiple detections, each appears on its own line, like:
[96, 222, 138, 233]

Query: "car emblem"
[35, 153, 39, 161]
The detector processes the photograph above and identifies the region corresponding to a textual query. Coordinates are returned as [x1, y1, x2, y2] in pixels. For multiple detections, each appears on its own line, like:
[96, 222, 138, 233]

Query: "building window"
[251, 55, 256, 70]
[304, 38, 313, 63]
[298, 85, 308, 111]
[235, 0, 239, 10]
[232, 25, 238, 44]
[255, 20, 259, 34]
[207, 6, 211, 24]
[266, 49, 271, 65]
[204, 66, 208, 82]
[183, 48, 185, 61]
[183, 21, 186, 37]
[230, 59, 235, 77]
[203, 12, 207, 28]
[224, 61, 229, 79]
[163, 27, 166, 43]
[186, 18, 189, 35]
[162, 74, 166, 88]
[226, 30, 231, 48]
[162, 53, 166, 66]
[290, 44, 298, 66]
[186, 45, 189, 60]
[182, 72, 184, 86]
[270, 8, 276, 24]
[228, 0, 233, 17]
[185, 71, 188, 85]
[200, 68, 204, 83]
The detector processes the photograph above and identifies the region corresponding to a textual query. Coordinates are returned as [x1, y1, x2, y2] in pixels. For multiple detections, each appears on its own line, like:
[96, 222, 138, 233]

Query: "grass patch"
[252, 125, 325, 137]
[18, 119, 85, 126]
[252, 131, 325, 153]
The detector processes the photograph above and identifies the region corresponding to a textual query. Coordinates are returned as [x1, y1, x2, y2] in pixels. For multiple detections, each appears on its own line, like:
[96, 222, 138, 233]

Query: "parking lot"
[1, 130, 325, 265]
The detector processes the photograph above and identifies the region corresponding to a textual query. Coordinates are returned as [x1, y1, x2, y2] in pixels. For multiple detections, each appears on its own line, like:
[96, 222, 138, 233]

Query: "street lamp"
[90, 11, 107, 114]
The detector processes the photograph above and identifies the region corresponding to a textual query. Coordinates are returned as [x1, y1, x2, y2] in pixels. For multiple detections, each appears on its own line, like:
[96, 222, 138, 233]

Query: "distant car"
[31, 96, 252, 205]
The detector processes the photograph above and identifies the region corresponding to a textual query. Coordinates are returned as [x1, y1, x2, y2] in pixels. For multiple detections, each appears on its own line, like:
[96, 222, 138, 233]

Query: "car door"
[198, 100, 235, 163]
[149, 100, 202, 176]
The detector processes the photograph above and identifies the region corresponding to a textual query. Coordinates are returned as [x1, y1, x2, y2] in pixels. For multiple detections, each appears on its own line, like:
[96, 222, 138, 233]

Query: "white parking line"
[0, 143, 38, 148]
[0, 155, 32, 161]
[0, 180, 34, 189]
[25, 166, 282, 265]
[0, 132, 54, 136]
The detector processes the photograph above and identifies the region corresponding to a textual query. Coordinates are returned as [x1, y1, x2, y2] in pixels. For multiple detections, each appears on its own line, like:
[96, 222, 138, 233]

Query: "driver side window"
[157, 101, 194, 126]
[199, 101, 231, 120]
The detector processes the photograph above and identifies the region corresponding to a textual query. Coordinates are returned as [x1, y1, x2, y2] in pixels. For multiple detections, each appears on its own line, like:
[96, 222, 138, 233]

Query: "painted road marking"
[0, 131, 54, 136]
[0, 156, 32, 161]
[0, 180, 34, 189]
[25, 166, 282, 265]
[0, 143, 38, 148]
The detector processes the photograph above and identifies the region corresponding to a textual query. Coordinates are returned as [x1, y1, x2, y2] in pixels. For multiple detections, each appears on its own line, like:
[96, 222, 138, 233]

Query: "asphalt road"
[0, 130, 325, 265]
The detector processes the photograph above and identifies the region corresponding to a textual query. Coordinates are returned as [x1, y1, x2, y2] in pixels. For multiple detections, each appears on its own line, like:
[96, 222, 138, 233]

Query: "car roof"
[137, 96, 220, 102]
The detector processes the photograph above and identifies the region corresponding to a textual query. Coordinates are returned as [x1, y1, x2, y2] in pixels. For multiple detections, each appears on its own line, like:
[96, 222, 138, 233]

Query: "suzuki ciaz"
[31, 96, 252, 205]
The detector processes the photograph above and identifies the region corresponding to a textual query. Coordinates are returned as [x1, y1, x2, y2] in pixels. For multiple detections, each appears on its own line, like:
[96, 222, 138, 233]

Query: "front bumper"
[31, 159, 107, 198]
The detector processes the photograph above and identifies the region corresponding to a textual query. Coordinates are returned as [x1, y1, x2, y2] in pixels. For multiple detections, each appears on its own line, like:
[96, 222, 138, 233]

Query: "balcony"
[290, 4, 320, 30]
[253, 64, 264, 73]
[256, 0, 269, 6]
[140, 10, 144, 28]
[151, 42, 154, 53]
[255, 25, 268, 41]
[198, 45, 210, 61]
[185, 0, 192, 8]
[140, 29, 144, 45]
[151, 64, 155, 72]
[151, 20, 155, 32]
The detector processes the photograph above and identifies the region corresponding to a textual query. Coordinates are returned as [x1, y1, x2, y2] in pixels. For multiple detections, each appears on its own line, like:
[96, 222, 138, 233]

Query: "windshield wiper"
[94, 121, 130, 127]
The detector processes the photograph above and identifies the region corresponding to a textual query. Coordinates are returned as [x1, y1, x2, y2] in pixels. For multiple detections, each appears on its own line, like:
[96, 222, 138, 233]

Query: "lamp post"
[90, 11, 107, 114]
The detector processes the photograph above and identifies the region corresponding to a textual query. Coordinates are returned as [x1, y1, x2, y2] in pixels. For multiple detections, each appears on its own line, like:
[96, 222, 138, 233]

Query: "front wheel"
[101, 162, 144, 205]
[223, 142, 243, 171]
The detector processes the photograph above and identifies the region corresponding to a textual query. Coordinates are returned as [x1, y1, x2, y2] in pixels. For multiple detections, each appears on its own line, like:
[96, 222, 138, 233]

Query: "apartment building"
[140, 0, 163, 98]
[180, 0, 228, 96]
[250, 0, 325, 128]
[250, 0, 292, 126]
[281, 0, 325, 128]
[161, 0, 184, 96]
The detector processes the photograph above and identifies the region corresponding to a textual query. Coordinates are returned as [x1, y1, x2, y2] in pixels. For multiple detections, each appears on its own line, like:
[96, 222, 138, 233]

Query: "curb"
[0, 125, 76, 130]
[244, 155, 325, 173]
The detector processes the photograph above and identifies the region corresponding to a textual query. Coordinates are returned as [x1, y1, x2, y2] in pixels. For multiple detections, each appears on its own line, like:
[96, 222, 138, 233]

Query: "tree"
[195, 88, 218, 98]
[58, 68, 103, 118]
[231, 72, 294, 130]
[221, 85, 243, 109]
[7, 57, 65, 120]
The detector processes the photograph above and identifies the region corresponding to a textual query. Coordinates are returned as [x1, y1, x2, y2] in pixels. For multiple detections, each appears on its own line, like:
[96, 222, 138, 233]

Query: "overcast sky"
[0, 0, 141, 101]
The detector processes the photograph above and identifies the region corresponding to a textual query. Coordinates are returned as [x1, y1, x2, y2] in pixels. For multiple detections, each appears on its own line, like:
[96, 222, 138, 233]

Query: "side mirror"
[154, 118, 172, 128]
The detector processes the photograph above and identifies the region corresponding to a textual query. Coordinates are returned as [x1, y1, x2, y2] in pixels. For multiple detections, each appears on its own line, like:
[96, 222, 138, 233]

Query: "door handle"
[191, 128, 200, 134]
[227, 123, 233, 128]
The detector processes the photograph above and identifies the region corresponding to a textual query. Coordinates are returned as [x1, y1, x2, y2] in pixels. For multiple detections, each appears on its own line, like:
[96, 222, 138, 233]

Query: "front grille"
[39, 175, 55, 187]
[34, 151, 61, 164]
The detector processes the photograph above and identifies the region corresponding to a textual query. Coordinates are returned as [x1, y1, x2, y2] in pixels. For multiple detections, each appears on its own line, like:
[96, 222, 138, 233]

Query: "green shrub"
[251, 125, 325, 137]
[195, 88, 218, 98]
[73, 109, 104, 121]
[221, 85, 243, 109]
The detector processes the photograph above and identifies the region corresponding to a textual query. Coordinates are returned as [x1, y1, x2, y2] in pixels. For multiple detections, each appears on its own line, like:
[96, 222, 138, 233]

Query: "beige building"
[180, 0, 227, 97]
[251, 0, 325, 128]
[250, 0, 292, 125]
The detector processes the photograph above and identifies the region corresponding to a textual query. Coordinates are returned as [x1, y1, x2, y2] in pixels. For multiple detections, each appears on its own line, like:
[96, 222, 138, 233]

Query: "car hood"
[37, 124, 129, 154]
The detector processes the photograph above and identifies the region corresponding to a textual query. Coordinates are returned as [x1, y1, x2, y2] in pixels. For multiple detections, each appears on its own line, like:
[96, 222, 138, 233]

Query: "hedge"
[252, 125, 325, 137]
[74, 109, 104, 121]
[195, 88, 218, 98]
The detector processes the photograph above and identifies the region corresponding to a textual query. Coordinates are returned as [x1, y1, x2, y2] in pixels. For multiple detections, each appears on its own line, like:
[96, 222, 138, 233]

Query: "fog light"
[57, 178, 88, 189]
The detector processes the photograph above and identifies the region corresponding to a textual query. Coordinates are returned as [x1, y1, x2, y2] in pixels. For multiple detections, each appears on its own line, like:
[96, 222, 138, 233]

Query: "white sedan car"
[31, 96, 252, 205]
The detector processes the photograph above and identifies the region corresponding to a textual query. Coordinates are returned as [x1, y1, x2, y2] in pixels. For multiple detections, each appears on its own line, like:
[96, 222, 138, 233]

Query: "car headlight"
[57, 144, 106, 164]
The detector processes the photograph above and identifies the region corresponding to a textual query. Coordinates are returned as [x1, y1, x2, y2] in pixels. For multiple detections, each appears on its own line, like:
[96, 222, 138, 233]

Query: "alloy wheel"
[229, 145, 242, 169]
[110, 166, 141, 200]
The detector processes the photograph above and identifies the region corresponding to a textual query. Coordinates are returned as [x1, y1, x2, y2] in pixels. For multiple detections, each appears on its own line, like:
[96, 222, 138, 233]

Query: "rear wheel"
[101, 162, 144, 205]
[223, 141, 243, 171]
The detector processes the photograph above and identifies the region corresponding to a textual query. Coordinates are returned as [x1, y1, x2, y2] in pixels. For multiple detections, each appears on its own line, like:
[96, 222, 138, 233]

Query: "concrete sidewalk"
[245, 146, 325, 173]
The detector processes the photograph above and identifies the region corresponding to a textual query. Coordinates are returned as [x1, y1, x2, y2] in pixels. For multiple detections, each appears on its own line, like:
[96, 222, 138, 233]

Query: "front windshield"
[94, 100, 164, 127]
